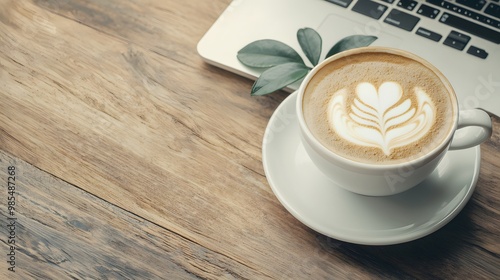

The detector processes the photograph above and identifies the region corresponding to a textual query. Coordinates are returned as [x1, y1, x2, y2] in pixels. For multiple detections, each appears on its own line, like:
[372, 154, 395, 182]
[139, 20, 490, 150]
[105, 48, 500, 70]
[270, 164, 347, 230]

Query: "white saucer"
[262, 91, 480, 245]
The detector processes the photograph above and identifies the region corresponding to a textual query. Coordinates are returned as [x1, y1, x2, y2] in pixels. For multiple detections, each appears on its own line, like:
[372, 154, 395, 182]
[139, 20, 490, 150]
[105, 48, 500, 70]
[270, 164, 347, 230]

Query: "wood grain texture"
[0, 0, 499, 279]
[0, 150, 267, 279]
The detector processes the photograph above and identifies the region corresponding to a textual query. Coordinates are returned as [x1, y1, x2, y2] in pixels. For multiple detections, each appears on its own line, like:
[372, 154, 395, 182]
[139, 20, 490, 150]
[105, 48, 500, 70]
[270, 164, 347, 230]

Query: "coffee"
[302, 50, 456, 164]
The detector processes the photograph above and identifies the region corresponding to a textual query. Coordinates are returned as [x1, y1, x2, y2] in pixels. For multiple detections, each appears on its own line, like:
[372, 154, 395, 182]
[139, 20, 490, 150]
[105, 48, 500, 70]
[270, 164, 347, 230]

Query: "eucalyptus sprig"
[237, 28, 377, 96]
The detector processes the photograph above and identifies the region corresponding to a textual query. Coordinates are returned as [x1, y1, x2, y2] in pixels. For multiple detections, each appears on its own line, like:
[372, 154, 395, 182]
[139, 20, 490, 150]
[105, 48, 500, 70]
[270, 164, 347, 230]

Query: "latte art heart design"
[328, 82, 435, 155]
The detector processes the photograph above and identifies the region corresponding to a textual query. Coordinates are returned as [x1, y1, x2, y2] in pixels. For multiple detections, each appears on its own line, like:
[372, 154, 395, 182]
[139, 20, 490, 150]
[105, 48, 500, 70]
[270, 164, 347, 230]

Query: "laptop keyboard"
[325, 0, 500, 59]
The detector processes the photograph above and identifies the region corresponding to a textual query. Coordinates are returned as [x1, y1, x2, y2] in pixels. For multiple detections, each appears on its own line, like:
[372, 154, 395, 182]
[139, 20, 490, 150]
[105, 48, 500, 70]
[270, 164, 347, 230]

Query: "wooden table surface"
[1, 0, 499, 279]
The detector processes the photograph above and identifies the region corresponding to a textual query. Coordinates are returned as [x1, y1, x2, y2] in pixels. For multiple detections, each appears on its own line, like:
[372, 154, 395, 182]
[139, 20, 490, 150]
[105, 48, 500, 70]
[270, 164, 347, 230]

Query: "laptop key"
[380, 0, 395, 3]
[416, 27, 442, 41]
[467, 46, 489, 59]
[485, 3, 500, 20]
[325, 0, 354, 8]
[455, 0, 487, 11]
[397, 0, 418, 11]
[447, 30, 471, 44]
[384, 9, 420, 31]
[352, 0, 388, 20]
[439, 13, 500, 44]
[417, 4, 440, 19]
[443, 30, 470, 51]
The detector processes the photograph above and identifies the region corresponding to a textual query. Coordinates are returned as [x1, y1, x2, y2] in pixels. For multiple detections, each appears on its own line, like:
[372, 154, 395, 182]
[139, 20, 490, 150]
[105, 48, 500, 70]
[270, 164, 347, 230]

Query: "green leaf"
[237, 39, 304, 68]
[297, 28, 322, 66]
[251, 63, 310, 96]
[325, 35, 377, 59]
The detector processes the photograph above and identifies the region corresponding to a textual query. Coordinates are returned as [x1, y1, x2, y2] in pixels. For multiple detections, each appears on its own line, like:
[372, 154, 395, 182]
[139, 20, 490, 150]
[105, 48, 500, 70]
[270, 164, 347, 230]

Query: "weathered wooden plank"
[0, 150, 271, 279]
[30, 0, 231, 65]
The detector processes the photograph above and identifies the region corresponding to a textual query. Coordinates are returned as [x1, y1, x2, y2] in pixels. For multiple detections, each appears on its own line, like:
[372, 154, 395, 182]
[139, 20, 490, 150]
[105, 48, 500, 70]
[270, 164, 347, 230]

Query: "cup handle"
[449, 109, 492, 150]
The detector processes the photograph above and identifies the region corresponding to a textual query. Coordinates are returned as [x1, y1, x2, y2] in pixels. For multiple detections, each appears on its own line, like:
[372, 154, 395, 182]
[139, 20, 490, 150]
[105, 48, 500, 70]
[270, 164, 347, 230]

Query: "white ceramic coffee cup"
[297, 47, 492, 196]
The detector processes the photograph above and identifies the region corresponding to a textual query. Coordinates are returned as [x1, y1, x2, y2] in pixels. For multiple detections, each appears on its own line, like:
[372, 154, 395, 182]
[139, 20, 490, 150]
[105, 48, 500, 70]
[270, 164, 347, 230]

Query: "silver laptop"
[198, 0, 500, 117]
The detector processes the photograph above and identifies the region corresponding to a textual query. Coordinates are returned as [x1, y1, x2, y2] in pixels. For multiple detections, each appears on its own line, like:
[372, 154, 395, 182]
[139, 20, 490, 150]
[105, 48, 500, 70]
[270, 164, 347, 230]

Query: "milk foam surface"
[328, 82, 435, 155]
[303, 52, 455, 164]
